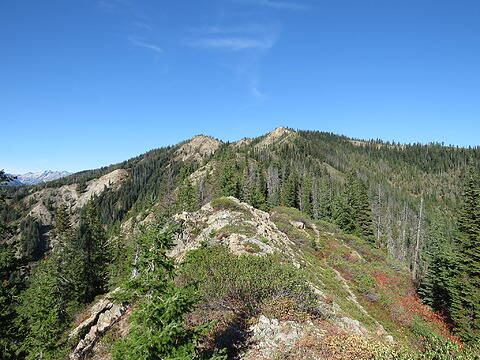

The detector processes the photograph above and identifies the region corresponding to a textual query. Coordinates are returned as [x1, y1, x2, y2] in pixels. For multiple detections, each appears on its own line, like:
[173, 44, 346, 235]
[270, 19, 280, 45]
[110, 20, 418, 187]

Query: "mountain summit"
[9, 170, 70, 185]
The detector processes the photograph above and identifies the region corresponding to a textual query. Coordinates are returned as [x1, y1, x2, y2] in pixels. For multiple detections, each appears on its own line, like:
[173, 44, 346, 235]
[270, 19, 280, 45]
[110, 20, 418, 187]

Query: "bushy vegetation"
[210, 197, 248, 213]
[179, 245, 319, 317]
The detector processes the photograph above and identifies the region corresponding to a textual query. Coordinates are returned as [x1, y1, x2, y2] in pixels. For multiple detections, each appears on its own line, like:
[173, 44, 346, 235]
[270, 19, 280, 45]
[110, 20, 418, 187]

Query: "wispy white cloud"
[186, 23, 277, 51]
[189, 37, 275, 51]
[186, 22, 278, 100]
[191, 24, 270, 35]
[132, 22, 153, 31]
[96, 0, 130, 12]
[129, 36, 163, 54]
[258, 0, 308, 10]
[233, 0, 308, 11]
[249, 78, 267, 100]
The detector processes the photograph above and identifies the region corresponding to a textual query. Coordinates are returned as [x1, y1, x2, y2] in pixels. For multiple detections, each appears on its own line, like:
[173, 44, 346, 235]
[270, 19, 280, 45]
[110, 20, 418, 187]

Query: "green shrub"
[179, 246, 319, 316]
[210, 197, 247, 213]
[373, 339, 480, 360]
[410, 316, 438, 340]
[392, 317, 480, 360]
[244, 242, 262, 254]
[271, 206, 312, 227]
[355, 272, 376, 294]
[271, 216, 314, 246]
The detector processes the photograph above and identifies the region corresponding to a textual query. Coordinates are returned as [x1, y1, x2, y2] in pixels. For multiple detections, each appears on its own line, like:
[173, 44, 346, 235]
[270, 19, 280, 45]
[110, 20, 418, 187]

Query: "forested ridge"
[1, 127, 480, 359]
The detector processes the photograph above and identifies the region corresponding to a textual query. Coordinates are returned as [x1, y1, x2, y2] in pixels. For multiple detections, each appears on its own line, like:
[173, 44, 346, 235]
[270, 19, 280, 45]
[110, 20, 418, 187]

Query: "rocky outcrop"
[290, 220, 305, 229]
[242, 315, 325, 359]
[26, 169, 128, 225]
[69, 293, 127, 360]
[256, 127, 296, 149]
[28, 202, 54, 225]
[233, 137, 254, 147]
[175, 135, 222, 162]
[172, 197, 300, 266]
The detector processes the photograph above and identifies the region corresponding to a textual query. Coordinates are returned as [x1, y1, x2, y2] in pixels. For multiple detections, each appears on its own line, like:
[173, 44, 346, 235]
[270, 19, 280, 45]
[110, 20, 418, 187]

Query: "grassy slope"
[269, 206, 458, 348]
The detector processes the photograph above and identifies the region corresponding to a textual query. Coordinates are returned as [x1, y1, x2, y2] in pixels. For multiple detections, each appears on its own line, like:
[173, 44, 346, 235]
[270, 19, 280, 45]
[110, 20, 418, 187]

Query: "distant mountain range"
[8, 170, 71, 185]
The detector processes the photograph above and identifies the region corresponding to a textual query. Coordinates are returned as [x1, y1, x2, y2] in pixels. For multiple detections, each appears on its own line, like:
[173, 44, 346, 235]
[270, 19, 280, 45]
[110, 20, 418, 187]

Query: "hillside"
[66, 198, 463, 360]
[3, 128, 478, 269]
[1, 128, 480, 359]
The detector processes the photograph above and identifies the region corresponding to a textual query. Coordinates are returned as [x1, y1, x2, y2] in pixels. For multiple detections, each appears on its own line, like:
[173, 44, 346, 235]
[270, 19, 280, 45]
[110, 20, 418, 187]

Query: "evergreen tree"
[299, 176, 313, 217]
[419, 213, 458, 313]
[420, 247, 458, 314]
[342, 171, 375, 240]
[51, 206, 85, 307]
[0, 172, 22, 359]
[458, 165, 480, 246]
[356, 180, 375, 239]
[17, 258, 68, 360]
[176, 178, 198, 212]
[17, 206, 87, 359]
[334, 190, 356, 233]
[281, 170, 298, 208]
[112, 221, 225, 360]
[0, 244, 22, 360]
[218, 161, 240, 198]
[76, 200, 110, 303]
[52, 205, 72, 238]
[242, 165, 268, 210]
[20, 217, 44, 261]
[450, 164, 480, 343]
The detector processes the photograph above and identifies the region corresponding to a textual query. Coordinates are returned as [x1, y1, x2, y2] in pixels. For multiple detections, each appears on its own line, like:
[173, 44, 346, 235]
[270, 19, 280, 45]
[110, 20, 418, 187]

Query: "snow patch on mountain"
[8, 170, 71, 185]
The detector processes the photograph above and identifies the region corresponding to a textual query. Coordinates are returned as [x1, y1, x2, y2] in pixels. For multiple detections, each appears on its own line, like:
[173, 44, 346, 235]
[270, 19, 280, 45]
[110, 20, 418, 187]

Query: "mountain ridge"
[2, 127, 480, 359]
[7, 170, 71, 186]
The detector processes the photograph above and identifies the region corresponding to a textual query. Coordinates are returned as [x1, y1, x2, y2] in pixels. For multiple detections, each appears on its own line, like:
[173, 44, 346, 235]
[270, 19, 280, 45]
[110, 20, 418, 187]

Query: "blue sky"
[1, 0, 480, 173]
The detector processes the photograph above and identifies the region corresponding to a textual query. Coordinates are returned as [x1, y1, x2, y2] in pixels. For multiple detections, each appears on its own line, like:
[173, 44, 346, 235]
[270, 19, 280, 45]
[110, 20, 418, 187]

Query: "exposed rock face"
[175, 135, 222, 162]
[256, 127, 296, 149]
[233, 137, 254, 147]
[172, 197, 299, 265]
[338, 316, 367, 336]
[243, 315, 325, 359]
[188, 161, 218, 185]
[290, 220, 305, 229]
[26, 169, 128, 225]
[69, 293, 127, 360]
[28, 202, 54, 225]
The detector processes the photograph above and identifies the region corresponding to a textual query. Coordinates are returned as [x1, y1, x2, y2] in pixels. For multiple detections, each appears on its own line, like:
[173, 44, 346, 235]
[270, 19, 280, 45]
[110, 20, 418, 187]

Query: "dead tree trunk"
[412, 197, 424, 280]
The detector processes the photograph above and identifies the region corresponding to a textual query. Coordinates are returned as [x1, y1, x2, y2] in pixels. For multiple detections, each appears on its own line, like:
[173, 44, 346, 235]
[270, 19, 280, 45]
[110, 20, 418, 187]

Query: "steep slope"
[71, 198, 458, 360]
[27, 169, 128, 225]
